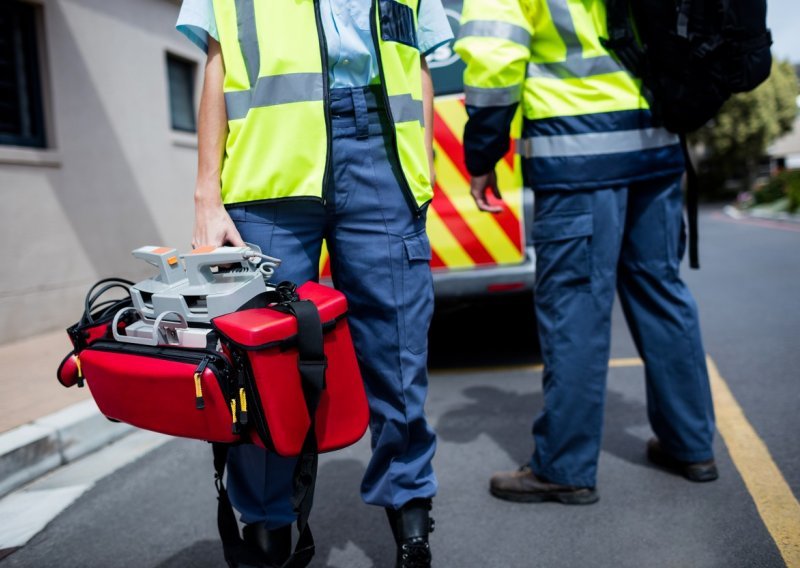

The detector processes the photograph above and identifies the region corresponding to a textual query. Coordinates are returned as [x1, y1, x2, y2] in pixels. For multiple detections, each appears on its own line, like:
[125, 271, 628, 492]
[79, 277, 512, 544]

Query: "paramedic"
[176, 1, 452, 566]
[454, 0, 717, 505]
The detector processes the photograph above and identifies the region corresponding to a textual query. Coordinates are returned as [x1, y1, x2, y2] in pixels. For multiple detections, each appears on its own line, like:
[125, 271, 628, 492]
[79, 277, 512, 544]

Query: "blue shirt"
[177, 0, 453, 88]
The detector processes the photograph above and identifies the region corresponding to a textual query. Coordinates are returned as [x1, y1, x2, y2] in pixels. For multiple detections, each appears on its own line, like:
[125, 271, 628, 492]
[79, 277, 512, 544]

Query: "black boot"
[386, 499, 434, 568]
[241, 522, 292, 567]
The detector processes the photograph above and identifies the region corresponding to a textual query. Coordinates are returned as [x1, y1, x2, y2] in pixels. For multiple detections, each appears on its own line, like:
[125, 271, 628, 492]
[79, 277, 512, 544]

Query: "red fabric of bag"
[213, 282, 369, 457]
[79, 343, 238, 443]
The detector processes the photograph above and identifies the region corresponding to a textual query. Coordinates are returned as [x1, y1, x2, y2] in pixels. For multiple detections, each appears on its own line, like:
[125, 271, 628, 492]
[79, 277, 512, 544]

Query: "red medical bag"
[213, 281, 369, 457]
[58, 277, 241, 443]
[78, 341, 239, 443]
[58, 278, 368, 453]
[57, 263, 369, 568]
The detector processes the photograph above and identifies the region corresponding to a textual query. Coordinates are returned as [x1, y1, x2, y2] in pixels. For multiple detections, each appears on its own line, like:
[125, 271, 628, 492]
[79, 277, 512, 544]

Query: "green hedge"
[788, 173, 800, 213]
[755, 170, 800, 212]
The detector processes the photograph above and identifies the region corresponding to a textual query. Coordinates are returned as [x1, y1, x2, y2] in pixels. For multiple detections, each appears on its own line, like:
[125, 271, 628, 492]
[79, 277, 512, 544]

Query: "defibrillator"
[57, 244, 369, 568]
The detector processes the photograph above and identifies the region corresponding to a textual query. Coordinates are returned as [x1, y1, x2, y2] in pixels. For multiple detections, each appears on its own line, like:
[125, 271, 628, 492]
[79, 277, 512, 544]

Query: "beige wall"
[0, 0, 203, 343]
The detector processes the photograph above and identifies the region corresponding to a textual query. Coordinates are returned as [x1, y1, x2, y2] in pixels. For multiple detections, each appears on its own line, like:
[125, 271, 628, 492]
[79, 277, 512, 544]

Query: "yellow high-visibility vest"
[454, 0, 682, 190]
[212, 0, 433, 211]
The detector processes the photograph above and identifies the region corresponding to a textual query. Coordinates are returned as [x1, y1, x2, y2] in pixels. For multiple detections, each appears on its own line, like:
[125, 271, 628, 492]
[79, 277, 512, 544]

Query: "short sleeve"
[417, 0, 454, 55]
[176, 0, 219, 54]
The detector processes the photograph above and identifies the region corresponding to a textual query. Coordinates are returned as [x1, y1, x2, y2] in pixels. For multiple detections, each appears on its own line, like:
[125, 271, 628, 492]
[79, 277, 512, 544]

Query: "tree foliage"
[692, 59, 799, 194]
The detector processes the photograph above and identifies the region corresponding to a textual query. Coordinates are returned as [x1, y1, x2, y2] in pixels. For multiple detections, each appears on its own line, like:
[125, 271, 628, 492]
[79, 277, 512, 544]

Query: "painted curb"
[0, 400, 132, 499]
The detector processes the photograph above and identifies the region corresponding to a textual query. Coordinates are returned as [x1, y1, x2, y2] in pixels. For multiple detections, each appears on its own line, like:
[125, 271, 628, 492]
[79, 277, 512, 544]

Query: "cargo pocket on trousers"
[402, 229, 433, 355]
[532, 212, 593, 294]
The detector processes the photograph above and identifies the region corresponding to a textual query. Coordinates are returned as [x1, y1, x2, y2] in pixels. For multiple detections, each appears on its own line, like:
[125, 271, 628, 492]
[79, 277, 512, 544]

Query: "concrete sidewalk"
[0, 330, 132, 498]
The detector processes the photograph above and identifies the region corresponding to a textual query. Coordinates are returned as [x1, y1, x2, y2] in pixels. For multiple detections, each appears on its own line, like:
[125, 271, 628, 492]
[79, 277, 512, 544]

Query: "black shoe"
[241, 522, 292, 567]
[647, 438, 719, 482]
[386, 498, 434, 568]
[489, 466, 599, 505]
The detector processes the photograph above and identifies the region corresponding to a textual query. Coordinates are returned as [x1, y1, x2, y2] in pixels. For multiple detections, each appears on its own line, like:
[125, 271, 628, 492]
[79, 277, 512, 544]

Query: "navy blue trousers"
[529, 174, 715, 487]
[224, 88, 437, 527]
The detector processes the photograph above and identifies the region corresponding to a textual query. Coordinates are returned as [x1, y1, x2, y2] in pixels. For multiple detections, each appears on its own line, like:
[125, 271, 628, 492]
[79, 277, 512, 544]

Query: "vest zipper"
[369, 1, 424, 219]
[313, 0, 333, 207]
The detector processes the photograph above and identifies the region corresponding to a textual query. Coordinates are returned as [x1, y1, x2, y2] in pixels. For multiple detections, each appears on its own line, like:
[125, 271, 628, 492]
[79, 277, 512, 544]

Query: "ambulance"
[425, 1, 535, 301]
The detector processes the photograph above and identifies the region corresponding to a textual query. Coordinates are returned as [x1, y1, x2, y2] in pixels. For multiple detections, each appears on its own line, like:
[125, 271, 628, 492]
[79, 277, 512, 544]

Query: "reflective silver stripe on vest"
[458, 20, 531, 47]
[464, 84, 522, 107]
[532, 0, 626, 80]
[235, 0, 260, 88]
[225, 73, 325, 121]
[527, 55, 625, 79]
[389, 94, 424, 125]
[546, 0, 582, 56]
[518, 128, 680, 158]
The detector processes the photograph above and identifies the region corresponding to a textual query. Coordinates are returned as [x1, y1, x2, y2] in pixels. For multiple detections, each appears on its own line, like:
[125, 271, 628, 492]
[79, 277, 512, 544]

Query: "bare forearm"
[192, 38, 244, 248]
[196, 38, 228, 206]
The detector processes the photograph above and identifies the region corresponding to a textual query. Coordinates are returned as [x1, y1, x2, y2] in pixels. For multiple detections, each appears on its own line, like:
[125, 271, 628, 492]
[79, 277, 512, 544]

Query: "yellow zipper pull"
[194, 372, 205, 409]
[75, 354, 85, 388]
[239, 388, 248, 425]
[230, 399, 239, 434]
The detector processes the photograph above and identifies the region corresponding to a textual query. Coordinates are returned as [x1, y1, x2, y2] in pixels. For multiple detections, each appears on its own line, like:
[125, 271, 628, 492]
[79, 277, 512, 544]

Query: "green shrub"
[754, 170, 800, 211]
[753, 176, 786, 204]
[786, 171, 800, 213]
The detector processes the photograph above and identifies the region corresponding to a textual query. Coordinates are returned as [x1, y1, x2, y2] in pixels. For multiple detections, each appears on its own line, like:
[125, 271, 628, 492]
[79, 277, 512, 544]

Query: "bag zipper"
[88, 340, 236, 422]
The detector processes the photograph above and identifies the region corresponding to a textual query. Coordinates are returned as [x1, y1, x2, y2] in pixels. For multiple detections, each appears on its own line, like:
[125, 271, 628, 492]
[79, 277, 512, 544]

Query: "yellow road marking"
[708, 356, 800, 567]
[430, 357, 643, 376]
[432, 355, 800, 565]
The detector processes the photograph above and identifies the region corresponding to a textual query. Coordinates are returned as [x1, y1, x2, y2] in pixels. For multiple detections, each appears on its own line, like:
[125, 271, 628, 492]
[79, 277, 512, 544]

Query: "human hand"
[192, 194, 246, 249]
[469, 170, 503, 213]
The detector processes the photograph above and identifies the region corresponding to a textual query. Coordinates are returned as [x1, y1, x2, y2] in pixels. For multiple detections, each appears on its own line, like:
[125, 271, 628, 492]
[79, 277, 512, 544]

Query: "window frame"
[0, 0, 47, 149]
[165, 52, 198, 134]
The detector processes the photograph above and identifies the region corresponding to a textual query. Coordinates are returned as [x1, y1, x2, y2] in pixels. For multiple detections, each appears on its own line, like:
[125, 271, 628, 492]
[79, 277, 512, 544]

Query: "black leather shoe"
[386, 498, 434, 568]
[647, 438, 718, 482]
[489, 466, 599, 504]
[241, 522, 292, 567]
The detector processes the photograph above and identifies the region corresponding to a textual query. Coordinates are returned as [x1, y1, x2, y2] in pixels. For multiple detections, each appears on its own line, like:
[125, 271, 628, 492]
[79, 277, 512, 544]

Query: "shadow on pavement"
[436, 384, 650, 470]
[312, 458, 394, 567]
[154, 458, 393, 568]
[155, 540, 223, 568]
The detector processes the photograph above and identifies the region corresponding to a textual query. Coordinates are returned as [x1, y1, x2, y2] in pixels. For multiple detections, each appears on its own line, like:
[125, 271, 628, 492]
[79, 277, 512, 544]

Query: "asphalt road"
[3, 209, 799, 568]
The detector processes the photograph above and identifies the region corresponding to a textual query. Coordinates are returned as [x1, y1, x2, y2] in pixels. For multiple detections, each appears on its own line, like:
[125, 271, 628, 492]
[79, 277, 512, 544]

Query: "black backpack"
[602, 0, 773, 134]
[602, 0, 773, 269]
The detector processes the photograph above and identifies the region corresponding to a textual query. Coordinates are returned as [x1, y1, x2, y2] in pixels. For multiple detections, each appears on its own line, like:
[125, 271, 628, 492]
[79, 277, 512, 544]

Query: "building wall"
[0, 0, 203, 343]
[768, 116, 800, 172]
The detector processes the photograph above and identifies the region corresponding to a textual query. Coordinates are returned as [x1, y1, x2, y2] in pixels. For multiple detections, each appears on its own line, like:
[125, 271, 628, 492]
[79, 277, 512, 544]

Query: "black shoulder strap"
[601, 0, 645, 76]
[212, 443, 265, 568]
[680, 135, 700, 269]
[211, 298, 327, 568]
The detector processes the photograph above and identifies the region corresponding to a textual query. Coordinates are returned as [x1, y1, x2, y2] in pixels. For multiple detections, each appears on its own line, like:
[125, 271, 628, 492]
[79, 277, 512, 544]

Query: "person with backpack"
[177, 2, 452, 566]
[454, 0, 718, 505]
